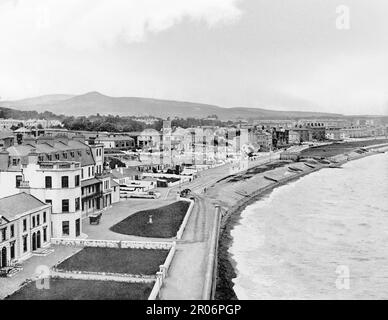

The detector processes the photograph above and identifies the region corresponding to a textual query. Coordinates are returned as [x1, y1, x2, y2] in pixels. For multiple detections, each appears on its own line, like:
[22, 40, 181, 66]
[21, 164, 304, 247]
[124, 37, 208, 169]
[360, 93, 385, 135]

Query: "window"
[37, 215, 40, 226]
[81, 169, 84, 179]
[55, 153, 60, 160]
[62, 199, 69, 213]
[10, 225, 14, 238]
[75, 198, 80, 211]
[1, 228, 6, 241]
[61, 176, 69, 188]
[23, 219, 27, 232]
[88, 167, 91, 177]
[63, 152, 67, 159]
[43, 212, 47, 223]
[45, 176, 52, 189]
[32, 216, 36, 228]
[76, 219, 80, 237]
[43, 227, 47, 242]
[75, 175, 80, 187]
[12, 158, 17, 166]
[10, 241, 15, 259]
[62, 221, 70, 236]
[16, 175, 22, 187]
[23, 236, 28, 252]
[70, 151, 75, 158]
[92, 166, 94, 176]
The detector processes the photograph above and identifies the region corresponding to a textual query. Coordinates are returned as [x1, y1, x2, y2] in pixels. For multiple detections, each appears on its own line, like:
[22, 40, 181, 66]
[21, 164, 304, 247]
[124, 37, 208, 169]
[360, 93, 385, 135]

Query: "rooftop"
[0, 193, 47, 222]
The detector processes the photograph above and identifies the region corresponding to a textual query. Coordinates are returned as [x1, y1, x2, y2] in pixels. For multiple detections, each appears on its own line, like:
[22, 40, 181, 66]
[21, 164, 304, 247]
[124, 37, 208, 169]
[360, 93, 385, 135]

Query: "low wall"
[202, 206, 222, 300]
[148, 242, 176, 300]
[175, 198, 195, 240]
[51, 238, 173, 250]
[51, 269, 156, 283]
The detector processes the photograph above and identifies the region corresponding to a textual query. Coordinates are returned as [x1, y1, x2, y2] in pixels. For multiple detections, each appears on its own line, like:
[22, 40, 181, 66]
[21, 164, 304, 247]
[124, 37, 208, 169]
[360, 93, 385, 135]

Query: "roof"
[0, 193, 47, 221]
[96, 136, 134, 142]
[81, 177, 102, 188]
[110, 179, 119, 187]
[0, 131, 14, 140]
[110, 167, 141, 179]
[6, 137, 95, 167]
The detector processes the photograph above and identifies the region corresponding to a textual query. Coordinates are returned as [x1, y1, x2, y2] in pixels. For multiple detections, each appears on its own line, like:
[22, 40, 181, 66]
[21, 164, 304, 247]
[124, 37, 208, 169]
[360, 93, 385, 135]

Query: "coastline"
[214, 145, 388, 300]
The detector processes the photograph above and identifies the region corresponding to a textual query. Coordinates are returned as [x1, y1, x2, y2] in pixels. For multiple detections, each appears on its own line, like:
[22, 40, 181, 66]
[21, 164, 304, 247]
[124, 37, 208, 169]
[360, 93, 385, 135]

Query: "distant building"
[95, 134, 135, 150]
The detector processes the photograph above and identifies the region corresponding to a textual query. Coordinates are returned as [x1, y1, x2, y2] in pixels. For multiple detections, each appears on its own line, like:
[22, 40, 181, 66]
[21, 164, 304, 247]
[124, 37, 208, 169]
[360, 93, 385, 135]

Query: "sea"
[230, 152, 388, 299]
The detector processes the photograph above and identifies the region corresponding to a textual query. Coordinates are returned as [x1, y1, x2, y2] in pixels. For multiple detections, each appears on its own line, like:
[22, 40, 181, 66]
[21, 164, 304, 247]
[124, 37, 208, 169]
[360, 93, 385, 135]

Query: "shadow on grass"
[110, 201, 190, 238]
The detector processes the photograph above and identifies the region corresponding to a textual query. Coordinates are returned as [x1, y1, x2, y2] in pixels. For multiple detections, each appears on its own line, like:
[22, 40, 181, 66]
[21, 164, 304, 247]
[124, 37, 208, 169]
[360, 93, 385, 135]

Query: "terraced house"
[0, 134, 111, 239]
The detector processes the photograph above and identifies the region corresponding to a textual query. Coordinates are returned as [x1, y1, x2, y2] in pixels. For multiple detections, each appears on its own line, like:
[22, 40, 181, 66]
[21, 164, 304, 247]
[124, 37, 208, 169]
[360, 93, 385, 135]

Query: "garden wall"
[51, 238, 173, 250]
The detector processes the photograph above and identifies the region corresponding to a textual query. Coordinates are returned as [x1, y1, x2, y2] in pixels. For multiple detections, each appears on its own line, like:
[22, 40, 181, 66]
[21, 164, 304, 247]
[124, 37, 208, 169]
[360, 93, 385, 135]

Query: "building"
[0, 193, 51, 269]
[249, 130, 273, 151]
[272, 128, 289, 148]
[289, 130, 301, 144]
[94, 134, 135, 150]
[0, 131, 14, 148]
[0, 134, 105, 239]
[325, 127, 342, 140]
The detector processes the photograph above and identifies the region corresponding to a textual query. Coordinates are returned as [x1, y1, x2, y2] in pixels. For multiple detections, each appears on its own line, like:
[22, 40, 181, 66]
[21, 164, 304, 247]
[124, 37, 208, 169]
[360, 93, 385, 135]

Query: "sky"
[0, 0, 388, 115]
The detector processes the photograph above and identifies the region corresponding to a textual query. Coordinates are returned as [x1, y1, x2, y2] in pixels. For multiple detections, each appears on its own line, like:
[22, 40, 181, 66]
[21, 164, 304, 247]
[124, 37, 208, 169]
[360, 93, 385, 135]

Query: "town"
[0, 112, 387, 300]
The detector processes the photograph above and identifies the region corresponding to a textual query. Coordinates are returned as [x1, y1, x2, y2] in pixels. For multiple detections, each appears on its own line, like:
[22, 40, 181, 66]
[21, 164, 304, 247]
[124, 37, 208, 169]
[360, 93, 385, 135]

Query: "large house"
[0, 193, 51, 269]
[0, 134, 112, 239]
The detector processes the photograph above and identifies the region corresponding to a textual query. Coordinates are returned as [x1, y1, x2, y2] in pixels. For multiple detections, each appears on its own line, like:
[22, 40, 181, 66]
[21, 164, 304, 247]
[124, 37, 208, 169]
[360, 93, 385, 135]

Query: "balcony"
[39, 161, 81, 170]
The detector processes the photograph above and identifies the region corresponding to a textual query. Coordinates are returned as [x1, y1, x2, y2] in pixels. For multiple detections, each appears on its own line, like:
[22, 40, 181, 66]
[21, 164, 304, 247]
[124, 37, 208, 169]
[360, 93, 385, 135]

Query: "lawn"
[5, 278, 154, 300]
[56, 247, 168, 275]
[110, 200, 190, 238]
[300, 139, 388, 159]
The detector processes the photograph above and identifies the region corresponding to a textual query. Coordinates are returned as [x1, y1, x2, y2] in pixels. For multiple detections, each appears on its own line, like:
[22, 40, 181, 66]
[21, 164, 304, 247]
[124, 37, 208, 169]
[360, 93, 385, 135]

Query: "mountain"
[0, 91, 343, 120]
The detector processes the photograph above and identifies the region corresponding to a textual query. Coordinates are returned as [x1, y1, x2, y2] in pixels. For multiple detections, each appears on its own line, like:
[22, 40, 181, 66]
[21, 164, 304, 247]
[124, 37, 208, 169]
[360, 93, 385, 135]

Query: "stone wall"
[175, 198, 195, 240]
[51, 238, 173, 250]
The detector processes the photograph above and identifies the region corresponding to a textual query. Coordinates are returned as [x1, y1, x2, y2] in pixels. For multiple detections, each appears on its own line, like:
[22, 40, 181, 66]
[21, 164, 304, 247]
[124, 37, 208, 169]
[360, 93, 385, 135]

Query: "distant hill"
[0, 91, 343, 120]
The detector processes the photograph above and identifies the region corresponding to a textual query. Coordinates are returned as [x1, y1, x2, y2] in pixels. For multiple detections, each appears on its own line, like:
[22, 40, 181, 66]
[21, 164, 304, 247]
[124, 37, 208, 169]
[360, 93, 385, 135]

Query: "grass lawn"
[5, 278, 154, 300]
[56, 247, 168, 275]
[110, 200, 190, 238]
[300, 139, 388, 159]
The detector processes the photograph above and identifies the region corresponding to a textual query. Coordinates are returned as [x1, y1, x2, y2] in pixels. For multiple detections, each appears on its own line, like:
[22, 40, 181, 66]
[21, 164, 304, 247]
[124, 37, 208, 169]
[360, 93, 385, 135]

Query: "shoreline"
[214, 145, 388, 300]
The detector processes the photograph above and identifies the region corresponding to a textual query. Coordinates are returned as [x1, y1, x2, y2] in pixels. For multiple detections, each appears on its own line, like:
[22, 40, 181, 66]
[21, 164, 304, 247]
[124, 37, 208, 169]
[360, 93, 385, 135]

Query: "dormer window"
[63, 152, 67, 159]
[77, 151, 82, 157]
[55, 154, 60, 160]
[70, 151, 75, 158]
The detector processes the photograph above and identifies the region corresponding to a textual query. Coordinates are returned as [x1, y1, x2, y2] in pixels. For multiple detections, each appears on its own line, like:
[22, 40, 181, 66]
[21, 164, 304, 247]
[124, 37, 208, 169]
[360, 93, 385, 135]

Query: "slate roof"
[0, 193, 47, 221]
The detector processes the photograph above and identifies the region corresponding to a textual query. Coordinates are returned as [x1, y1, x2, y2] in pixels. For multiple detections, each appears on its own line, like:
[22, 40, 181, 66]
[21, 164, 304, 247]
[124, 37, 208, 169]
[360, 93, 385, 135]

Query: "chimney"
[27, 148, 39, 165]
[0, 148, 9, 171]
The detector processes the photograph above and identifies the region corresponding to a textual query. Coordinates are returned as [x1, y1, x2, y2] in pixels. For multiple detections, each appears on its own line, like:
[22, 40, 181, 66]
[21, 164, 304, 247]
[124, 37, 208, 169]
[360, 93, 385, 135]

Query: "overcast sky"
[0, 0, 388, 115]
